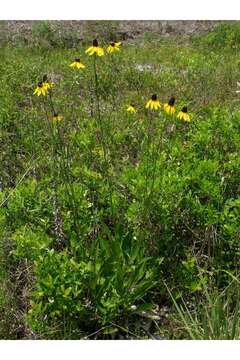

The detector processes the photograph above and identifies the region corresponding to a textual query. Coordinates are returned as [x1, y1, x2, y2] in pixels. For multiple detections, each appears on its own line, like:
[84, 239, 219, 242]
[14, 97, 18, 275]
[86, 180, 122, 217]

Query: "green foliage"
[1, 22, 240, 339]
[168, 279, 240, 340]
[193, 22, 240, 49]
[28, 235, 157, 338]
[3, 178, 53, 231]
[11, 227, 51, 261]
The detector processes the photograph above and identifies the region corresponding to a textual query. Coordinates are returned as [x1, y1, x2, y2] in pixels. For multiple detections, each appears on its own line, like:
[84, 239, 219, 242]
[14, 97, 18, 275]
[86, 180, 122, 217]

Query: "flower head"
[85, 39, 104, 57]
[177, 106, 191, 122]
[107, 41, 121, 53]
[51, 113, 63, 122]
[92, 147, 104, 157]
[69, 58, 86, 69]
[145, 94, 161, 111]
[127, 103, 137, 113]
[163, 96, 176, 115]
[42, 75, 54, 91]
[34, 81, 48, 96]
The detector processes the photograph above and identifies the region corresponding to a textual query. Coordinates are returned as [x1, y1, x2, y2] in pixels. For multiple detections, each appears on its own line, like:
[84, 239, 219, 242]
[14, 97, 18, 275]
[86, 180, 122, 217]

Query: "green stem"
[143, 110, 154, 213]
[55, 122, 82, 246]
[48, 90, 56, 114]
[146, 115, 164, 209]
[93, 55, 114, 219]
[93, 56, 107, 164]
[42, 95, 81, 248]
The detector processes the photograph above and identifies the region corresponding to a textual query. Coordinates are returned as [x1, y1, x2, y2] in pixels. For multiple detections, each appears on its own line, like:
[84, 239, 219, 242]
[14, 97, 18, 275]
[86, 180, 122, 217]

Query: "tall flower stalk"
[143, 94, 161, 214]
[85, 40, 114, 219]
[34, 75, 83, 248]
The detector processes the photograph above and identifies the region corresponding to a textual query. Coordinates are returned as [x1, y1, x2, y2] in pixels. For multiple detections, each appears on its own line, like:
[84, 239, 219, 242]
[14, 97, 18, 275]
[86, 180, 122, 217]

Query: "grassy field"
[0, 21, 240, 339]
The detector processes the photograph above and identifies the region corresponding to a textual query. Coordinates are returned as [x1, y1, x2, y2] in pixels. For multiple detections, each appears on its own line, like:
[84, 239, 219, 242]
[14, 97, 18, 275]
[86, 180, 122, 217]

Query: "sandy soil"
[0, 20, 226, 45]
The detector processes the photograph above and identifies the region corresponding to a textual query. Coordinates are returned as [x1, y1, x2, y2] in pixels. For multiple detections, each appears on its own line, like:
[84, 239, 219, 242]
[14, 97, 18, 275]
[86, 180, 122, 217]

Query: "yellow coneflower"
[92, 147, 104, 157]
[69, 58, 86, 69]
[107, 41, 121, 53]
[85, 39, 104, 57]
[163, 96, 176, 115]
[42, 75, 54, 91]
[127, 104, 137, 113]
[51, 113, 63, 122]
[145, 94, 161, 110]
[177, 106, 191, 122]
[33, 82, 48, 96]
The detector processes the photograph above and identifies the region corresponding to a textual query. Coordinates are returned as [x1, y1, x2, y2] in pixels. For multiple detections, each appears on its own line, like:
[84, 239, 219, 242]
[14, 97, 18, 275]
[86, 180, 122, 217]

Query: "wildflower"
[163, 96, 176, 115]
[145, 94, 161, 110]
[127, 103, 137, 113]
[33, 82, 47, 96]
[177, 106, 191, 122]
[51, 113, 63, 122]
[42, 75, 54, 90]
[107, 41, 121, 53]
[85, 39, 104, 57]
[92, 147, 104, 157]
[69, 58, 86, 69]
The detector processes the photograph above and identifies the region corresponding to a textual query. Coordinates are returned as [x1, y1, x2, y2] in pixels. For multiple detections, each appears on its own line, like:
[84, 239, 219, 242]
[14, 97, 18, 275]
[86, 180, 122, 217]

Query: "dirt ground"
[0, 20, 226, 45]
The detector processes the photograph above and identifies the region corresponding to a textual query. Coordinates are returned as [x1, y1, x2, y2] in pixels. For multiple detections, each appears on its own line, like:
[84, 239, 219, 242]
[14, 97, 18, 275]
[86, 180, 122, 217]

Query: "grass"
[0, 21, 240, 339]
[167, 275, 240, 340]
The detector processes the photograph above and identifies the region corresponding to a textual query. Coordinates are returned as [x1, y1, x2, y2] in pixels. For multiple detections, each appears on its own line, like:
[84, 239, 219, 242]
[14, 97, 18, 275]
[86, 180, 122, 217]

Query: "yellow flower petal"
[164, 103, 175, 115]
[86, 46, 95, 55]
[96, 47, 104, 56]
[127, 105, 137, 113]
[85, 46, 93, 54]
[86, 45, 104, 56]
[34, 85, 47, 96]
[146, 98, 161, 110]
[107, 46, 114, 53]
[184, 113, 191, 122]
[145, 100, 151, 109]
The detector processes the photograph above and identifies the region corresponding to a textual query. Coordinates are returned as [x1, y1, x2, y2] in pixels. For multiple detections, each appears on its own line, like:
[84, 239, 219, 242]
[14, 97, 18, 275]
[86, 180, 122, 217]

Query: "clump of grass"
[0, 235, 30, 339]
[166, 271, 240, 340]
